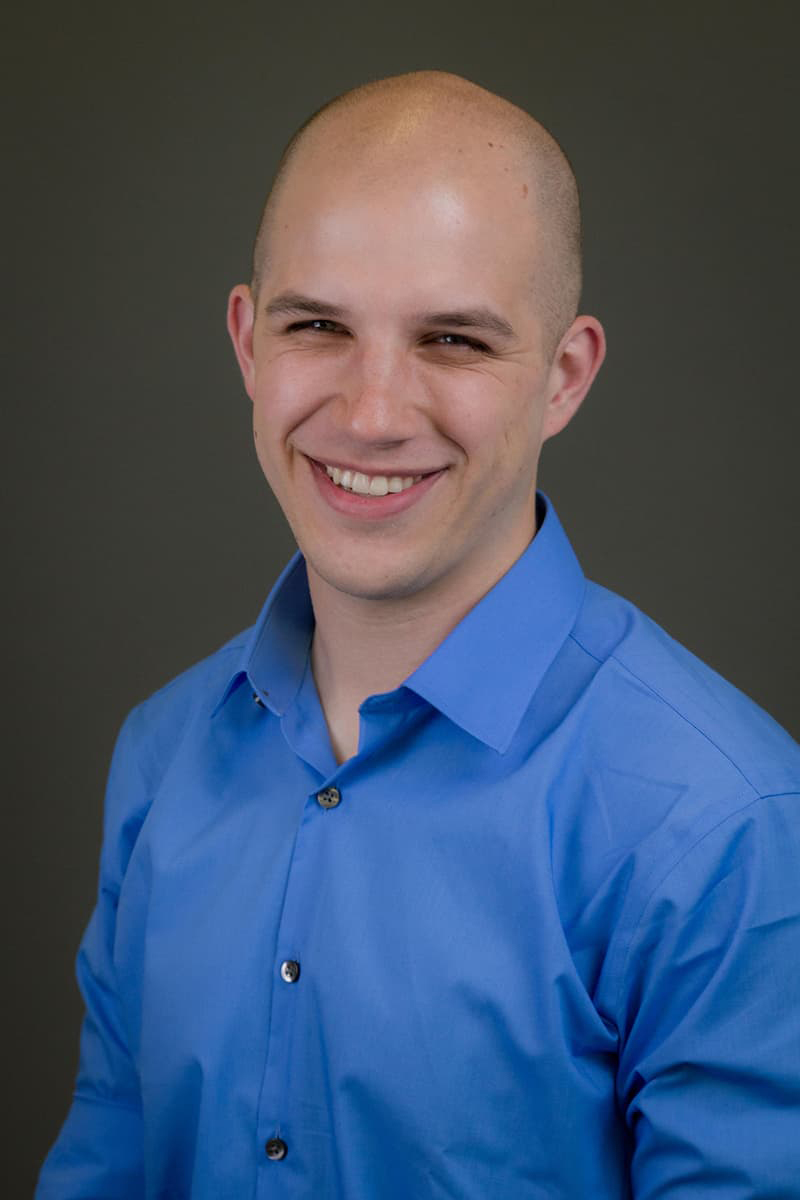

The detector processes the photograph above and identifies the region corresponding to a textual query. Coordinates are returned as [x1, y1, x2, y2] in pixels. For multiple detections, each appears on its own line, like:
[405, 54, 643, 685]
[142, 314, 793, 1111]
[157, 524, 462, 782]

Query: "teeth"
[324, 464, 424, 494]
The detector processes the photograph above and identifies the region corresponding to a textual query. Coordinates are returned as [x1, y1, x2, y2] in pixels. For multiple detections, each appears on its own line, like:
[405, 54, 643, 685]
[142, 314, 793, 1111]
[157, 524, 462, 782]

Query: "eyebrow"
[263, 291, 517, 340]
[264, 292, 344, 320]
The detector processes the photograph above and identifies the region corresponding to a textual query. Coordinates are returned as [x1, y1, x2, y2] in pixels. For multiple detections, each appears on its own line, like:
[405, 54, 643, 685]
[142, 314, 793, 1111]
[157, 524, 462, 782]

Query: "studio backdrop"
[5, 2, 798, 1193]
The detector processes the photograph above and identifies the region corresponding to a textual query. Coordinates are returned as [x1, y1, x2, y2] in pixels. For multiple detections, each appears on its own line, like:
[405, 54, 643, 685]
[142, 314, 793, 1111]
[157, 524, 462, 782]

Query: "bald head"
[250, 71, 582, 355]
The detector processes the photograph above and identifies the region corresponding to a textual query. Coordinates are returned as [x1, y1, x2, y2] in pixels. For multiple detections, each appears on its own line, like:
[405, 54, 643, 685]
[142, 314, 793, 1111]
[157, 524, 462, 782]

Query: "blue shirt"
[38, 494, 800, 1199]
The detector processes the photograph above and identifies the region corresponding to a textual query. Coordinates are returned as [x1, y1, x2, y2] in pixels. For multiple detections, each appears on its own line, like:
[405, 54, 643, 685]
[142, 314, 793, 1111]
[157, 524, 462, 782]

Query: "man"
[38, 70, 800, 1198]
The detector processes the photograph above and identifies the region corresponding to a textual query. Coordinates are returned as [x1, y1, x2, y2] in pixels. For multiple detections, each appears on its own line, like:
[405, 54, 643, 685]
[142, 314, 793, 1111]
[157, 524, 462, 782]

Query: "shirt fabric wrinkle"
[36, 492, 800, 1200]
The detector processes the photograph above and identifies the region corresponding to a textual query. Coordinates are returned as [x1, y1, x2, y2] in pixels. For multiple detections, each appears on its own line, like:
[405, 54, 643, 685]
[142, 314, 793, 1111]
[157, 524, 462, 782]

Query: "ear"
[226, 284, 257, 401]
[541, 315, 606, 442]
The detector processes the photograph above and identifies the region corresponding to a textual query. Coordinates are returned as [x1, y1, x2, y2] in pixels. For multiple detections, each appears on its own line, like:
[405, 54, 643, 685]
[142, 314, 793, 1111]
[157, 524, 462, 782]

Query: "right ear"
[226, 284, 257, 400]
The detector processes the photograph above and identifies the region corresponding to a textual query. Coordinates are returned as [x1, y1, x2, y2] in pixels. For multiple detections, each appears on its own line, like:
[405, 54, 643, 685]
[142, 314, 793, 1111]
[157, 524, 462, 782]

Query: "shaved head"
[250, 71, 582, 356]
[228, 69, 606, 615]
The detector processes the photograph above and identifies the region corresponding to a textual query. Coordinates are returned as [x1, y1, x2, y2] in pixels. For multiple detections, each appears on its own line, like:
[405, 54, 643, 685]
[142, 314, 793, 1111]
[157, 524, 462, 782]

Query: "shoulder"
[562, 583, 800, 1027]
[98, 625, 254, 879]
[568, 579, 799, 800]
[123, 625, 252, 756]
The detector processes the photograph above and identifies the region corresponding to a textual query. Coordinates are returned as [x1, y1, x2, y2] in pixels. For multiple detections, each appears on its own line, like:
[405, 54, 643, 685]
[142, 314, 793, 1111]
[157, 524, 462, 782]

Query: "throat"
[324, 710, 361, 765]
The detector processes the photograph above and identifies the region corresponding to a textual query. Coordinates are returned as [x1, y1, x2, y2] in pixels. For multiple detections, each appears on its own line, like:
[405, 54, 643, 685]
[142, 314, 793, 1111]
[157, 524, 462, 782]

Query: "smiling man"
[38, 71, 800, 1199]
[226, 73, 604, 763]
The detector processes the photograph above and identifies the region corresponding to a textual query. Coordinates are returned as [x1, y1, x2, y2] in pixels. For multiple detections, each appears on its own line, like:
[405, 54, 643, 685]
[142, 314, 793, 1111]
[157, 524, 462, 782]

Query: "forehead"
[264, 144, 539, 311]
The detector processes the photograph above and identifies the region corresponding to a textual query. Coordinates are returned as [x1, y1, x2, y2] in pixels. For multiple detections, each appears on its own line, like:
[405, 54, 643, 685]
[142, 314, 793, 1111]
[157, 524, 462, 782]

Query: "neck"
[307, 509, 539, 762]
[308, 576, 465, 715]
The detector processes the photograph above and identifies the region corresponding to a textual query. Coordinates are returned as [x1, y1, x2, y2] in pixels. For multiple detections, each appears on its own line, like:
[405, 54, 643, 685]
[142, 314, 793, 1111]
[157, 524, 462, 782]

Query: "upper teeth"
[325, 465, 423, 496]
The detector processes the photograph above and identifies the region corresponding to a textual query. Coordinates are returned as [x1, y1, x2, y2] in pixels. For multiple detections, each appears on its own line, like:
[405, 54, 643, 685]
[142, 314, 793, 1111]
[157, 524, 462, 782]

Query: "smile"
[307, 456, 446, 520]
[323, 464, 423, 496]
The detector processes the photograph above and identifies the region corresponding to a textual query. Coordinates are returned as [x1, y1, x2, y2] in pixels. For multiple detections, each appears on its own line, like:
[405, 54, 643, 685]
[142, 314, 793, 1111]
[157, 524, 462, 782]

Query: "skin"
[228, 74, 606, 761]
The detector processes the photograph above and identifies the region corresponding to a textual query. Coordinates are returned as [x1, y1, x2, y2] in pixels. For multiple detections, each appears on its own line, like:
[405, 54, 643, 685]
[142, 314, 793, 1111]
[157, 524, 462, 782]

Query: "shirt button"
[316, 786, 341, 809]
[252, 691, 266, 708]
[265, 1137, 287, 1161]
[280, 959, 301, 983]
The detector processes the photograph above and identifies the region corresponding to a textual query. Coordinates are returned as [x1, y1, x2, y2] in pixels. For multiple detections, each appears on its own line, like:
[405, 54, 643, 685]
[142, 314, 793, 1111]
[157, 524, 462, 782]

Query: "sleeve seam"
[611, 789, 800, 1021]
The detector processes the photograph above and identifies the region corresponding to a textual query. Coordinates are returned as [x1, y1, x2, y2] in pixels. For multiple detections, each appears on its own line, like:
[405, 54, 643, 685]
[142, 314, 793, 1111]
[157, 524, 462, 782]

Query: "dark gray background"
[5, 1, 798, 1192]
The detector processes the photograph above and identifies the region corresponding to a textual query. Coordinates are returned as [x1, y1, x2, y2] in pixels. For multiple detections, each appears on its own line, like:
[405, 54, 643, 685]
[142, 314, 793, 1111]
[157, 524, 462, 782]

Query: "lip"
[310, 457, 441, 478]
[306, 456, 446, 519]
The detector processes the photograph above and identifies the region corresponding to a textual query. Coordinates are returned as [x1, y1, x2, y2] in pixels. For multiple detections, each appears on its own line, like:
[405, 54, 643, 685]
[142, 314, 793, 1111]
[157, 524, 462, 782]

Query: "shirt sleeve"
[614, 790, 800, 1199]
[36, 709, 152, 1200]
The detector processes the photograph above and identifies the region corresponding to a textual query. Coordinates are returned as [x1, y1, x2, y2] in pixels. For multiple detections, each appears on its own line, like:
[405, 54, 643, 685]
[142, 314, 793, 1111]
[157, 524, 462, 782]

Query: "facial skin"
[228, 75, 606, 624]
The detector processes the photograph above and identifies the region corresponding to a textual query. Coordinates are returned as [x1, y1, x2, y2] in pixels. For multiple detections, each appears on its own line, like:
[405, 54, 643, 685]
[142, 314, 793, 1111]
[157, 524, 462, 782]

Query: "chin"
[307, 551, 435, 604]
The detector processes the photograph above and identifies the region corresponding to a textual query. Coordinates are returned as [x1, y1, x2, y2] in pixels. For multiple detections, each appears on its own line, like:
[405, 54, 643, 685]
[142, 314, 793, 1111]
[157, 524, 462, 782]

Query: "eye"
[288, 319, 345, 334]
[430, 332, 490, 352]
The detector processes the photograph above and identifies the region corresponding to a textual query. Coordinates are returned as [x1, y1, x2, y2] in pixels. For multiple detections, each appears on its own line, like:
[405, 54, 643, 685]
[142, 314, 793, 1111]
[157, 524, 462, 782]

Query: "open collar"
[212, 493, 585, 753]
[404, 494, 585, 752]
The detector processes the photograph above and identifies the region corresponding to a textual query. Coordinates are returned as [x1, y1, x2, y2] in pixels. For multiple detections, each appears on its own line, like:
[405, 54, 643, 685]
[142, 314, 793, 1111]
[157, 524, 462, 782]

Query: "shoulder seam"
[608, 651, 760, 792]
[570, 628, 760, 794]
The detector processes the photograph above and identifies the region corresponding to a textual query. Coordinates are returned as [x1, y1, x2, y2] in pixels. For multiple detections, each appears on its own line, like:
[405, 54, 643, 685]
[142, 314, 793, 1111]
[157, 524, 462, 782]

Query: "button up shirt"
[37, 494, 800, 1199]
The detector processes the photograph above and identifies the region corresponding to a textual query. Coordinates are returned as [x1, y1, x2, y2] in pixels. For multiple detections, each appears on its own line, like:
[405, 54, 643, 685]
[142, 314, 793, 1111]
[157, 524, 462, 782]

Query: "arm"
[615, 792, 800, 1198]
[36, 710, 151, 1199]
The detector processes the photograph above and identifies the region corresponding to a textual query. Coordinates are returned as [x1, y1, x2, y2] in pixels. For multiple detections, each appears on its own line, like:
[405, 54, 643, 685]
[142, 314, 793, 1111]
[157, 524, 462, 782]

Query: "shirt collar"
[211, 551, 314, 719]
[403, 493, 585, 752]
[212, 493, 585, 753]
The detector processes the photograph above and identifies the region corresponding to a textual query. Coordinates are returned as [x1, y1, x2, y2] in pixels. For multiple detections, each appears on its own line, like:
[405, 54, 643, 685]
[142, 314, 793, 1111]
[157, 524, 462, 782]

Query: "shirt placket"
[251, 673, 421, 1195]
[254, 666, 343, 1193]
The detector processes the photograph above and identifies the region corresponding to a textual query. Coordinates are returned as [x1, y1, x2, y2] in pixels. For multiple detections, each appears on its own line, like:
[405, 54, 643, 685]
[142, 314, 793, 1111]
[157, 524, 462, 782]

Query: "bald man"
[38, 72, 800, 1200]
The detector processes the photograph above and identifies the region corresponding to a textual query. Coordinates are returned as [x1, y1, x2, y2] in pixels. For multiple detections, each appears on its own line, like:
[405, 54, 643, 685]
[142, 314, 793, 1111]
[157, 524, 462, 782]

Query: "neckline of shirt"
[212, 492, 586, 753]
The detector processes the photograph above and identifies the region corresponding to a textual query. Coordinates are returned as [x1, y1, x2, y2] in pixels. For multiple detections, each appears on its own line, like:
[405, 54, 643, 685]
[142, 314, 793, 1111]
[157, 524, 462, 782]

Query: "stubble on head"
[226, 68, 605, 628]
[249, 70, 583, 361]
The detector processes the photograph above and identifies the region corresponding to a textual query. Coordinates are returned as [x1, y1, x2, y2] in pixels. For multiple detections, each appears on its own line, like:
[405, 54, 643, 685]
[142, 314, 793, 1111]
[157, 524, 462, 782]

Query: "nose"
[337, 340, 422, 445]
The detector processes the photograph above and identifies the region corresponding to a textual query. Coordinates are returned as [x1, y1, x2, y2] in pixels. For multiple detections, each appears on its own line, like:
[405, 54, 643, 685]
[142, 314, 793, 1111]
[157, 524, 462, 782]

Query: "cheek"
[252, 353, 328, 431]
[447, 388, 544, 471]
[432, 377, 504, 448]
[250, 386, 290, 482]
[251, 417, 277, 486]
